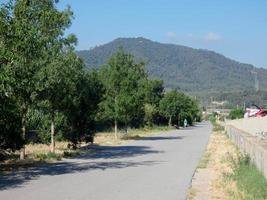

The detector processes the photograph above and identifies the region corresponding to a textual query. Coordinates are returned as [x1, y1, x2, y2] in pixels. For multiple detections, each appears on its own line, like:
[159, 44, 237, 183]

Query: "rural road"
[0, 121, 212, 200]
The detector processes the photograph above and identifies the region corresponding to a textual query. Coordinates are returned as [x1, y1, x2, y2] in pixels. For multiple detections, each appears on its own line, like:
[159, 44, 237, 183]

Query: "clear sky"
[2, 0, 267, 68]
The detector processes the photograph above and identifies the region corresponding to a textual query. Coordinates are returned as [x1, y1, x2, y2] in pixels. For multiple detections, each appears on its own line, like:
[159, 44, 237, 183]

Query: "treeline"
[0, 0, 201, 159]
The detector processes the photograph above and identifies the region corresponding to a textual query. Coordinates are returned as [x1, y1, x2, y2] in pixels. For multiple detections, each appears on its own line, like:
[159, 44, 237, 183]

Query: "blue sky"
[2, 0, 267, 68]
[57, 0, 267, 68]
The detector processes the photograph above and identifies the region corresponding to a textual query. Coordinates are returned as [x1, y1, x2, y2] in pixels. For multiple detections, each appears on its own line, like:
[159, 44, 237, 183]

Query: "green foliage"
[0, 95, 24, 153]
[77, 37, 267, 99]
[159, 90, 182, 123]
[228, 108, 244, 120]
[63, 70, 103, 147]
[144, 79, 164, 106]
[34, 152, 62, 161]
[159, 90, 200, 126]
[26, 108, 67, 144]
[0, 0, 76, 155]
[144, 103, 157, 127]
[98, 49, 147, 129]
[229, 155, 267, 200]
[208, 115, 216, 125]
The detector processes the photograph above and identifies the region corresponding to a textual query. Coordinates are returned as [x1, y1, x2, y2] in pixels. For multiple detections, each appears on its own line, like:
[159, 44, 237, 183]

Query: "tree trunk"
[168, 116, 172, 127]
[50, 111, 55, 153]
[177, 114, 180, 129]
[114, 119, 118, 140]
[20, 106, 27, 160]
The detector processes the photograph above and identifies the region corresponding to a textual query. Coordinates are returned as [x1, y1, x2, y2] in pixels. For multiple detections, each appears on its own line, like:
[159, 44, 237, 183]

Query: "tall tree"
[0, 0, 74, 158]
[63, 70, 103, 148]
[159, 90, 187, 127]
[99, 49, 147, 138]
[36, 50, 83, 152]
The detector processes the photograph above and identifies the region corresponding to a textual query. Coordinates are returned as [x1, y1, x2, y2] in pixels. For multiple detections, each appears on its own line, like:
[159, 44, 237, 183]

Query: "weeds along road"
[0, 122, 212, 200]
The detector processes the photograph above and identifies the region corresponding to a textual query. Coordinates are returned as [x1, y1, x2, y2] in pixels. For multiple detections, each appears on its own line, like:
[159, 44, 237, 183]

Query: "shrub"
[228, 108, 244, 120]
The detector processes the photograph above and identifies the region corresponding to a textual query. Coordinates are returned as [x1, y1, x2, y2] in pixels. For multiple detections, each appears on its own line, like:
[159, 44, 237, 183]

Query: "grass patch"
[120, 126, 172, 140]
[213, 123, 224, 132]
[227, 155, 267, 200]
[34, 152, 62, 161]
[198, 151, 211, 168]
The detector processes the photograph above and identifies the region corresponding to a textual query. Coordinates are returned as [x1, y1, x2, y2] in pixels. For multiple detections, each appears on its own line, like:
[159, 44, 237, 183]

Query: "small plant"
[46, 152, 62, 160]
[208, 115, 216, 125]
[228, 155, 267, 199]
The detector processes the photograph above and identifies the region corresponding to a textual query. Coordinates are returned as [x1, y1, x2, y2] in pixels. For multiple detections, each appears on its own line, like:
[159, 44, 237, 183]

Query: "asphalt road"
[0, 121, 212, 200]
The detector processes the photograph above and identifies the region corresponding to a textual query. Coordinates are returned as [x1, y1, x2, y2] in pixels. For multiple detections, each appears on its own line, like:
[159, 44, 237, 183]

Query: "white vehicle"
[244, 105, 260, 118]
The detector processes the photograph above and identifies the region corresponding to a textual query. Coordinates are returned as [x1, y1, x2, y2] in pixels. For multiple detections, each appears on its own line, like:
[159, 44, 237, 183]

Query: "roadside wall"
[225, 118, 267, 179]
[226, 117, 267, 136]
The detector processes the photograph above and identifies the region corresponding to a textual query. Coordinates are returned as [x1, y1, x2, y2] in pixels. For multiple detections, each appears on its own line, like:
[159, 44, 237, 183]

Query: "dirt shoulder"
[187, 126, 239, 200]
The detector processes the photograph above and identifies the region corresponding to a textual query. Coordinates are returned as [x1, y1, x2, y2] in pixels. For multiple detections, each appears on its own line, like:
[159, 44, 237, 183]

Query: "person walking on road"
[184, 118, 188, 128]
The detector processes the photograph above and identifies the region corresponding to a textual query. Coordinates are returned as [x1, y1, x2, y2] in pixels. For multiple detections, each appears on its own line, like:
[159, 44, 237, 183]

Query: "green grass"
[34, 152, 62, 161]
[120, 125, 172, 140]
[213, 123, 224, 132]
[229, 156, 267, 200]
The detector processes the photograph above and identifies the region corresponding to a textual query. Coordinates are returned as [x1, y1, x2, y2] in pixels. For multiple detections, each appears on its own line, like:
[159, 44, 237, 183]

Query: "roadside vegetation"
[0, 1, 201, 164]
[188, 117, 267, 200]
[228, 108, 244, 120]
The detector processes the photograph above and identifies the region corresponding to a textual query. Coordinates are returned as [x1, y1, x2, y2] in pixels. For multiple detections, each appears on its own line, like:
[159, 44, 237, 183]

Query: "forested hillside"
[77, 37, 267, 94]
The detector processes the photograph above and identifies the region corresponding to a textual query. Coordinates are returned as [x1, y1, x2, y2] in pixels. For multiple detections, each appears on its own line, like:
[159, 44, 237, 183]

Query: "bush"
[208, 115, 216, 125]
[228, 108, 244, 120]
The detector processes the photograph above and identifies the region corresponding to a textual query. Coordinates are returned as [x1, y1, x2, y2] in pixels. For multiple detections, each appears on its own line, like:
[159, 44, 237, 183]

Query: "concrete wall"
[225, 118, 267, 179]
[226, 117, 267, 136]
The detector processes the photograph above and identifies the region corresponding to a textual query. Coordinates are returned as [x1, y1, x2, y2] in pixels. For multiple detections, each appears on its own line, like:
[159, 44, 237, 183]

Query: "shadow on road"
[0, 145, 161, 191]
[135, 136, 184, 141]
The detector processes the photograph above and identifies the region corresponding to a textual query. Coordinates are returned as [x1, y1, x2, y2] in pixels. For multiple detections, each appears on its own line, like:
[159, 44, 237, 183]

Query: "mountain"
[77, 37, 267, 95]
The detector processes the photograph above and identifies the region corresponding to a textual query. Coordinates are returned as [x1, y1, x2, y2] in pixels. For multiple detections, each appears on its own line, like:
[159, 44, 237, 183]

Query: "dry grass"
[94, 126, 172, 145]
[188, 126, 240, 200]
[1, 126, 172, 166]
[26, 142, 69, 155]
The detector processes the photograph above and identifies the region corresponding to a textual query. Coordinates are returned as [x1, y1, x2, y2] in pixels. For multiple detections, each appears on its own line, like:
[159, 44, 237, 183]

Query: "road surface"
[0, 122, 212, 200]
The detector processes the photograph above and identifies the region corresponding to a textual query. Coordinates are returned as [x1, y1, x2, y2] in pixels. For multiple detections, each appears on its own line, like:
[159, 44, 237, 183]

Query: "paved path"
[0, 122, 212, 200]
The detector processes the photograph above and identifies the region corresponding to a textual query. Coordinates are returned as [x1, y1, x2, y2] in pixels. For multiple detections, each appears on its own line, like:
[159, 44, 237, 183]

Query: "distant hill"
[77, 37, 267, 96]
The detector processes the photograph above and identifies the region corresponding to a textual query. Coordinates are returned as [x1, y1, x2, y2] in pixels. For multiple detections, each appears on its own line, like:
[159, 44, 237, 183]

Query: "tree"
[144, 103, 157, 127]
[159, 90, 181, 127]
[144, 79, 164, 106]
[63, 70, 103, 148]
[143, 79, 164, 127]
[0, 94, 23, 159]
[99, 49, 147, 138]
[0, 0, 74, 158]
[36, 50, 83, 152]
